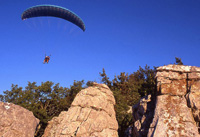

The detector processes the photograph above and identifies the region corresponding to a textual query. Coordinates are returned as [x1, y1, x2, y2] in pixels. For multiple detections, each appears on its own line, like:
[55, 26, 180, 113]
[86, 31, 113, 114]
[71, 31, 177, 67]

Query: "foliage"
[0, 94, 4, 102]
[1, 80, 84, 137]
[99, 65, 156, 137]
[0, 65, 156, 137]
[175, 57, 183, 65]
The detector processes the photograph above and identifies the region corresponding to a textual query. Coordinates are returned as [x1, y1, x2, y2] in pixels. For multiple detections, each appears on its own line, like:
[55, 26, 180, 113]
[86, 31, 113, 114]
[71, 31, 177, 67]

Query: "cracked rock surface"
[148, 64, 200, 137]
[42, 83, 118, 137]
[0, 102, 39, 137]
[130, 95, 155, 137]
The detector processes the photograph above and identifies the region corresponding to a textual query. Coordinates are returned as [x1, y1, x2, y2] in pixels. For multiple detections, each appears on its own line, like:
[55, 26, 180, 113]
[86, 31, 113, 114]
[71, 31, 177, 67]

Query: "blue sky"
[1, 0, 200, 93]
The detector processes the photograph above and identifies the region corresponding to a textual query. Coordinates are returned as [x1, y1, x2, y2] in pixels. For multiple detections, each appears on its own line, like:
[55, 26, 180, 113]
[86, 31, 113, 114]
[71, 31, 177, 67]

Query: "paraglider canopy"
[21, 4, 85, 31]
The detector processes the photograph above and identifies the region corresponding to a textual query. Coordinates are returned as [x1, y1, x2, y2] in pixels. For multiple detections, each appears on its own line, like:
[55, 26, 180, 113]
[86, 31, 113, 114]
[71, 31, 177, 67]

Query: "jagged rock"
[0, 102, 39, 137]
[148, 95, 199, 137]
[131, 94, 155, 137]
[148, 65, 200, 137]
[43, 83, 118, 137]
[186, 80, 200, 132]
[131, 65, 200, 137]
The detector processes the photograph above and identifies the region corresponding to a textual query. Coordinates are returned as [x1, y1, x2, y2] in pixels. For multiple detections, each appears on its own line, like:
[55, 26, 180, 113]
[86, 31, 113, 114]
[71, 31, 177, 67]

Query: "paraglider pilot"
[43, 55, 50, 64]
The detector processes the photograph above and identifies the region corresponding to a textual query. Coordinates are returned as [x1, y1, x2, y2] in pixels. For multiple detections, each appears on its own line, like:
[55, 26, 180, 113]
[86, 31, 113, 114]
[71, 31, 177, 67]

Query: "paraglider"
[43, 54, 51, 64]
[21, 4, 86, 64]
[21, 4, 85, 31]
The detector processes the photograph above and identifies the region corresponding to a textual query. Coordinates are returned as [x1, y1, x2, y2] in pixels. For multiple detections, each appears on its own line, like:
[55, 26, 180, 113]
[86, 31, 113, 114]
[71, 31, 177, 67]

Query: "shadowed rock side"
[128, 95, 155, 137]
[0, 102, 39, 137]
[148, 65, 200, 137]
[42, 83, 118, 137]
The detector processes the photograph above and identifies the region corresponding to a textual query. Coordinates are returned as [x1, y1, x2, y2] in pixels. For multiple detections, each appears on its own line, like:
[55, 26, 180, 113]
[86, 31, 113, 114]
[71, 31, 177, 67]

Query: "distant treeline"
[0, 65, 156, 137]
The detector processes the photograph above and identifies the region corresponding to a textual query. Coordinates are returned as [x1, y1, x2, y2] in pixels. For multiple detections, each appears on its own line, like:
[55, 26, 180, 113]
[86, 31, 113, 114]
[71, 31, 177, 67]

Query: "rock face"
[150, 65, 200, 137]
[132, 64, 200, 137]
[43, 83, 118, 137]
[0, 102, 39, 137]
[131, 95, 155, 137]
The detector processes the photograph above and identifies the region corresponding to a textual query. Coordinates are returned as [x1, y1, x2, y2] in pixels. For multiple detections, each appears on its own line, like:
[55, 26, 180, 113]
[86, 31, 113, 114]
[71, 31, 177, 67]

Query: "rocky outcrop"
[131, 95, 155, 137]
[0, 102, 39, 137]
[149, 65, 200, 137]
[43, 83, 118, 137]
[132, 64, 200, 137]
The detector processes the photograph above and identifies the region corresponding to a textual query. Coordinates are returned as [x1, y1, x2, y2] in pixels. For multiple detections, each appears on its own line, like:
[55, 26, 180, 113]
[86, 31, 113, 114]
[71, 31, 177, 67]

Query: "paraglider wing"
[21, 5, 85, 31]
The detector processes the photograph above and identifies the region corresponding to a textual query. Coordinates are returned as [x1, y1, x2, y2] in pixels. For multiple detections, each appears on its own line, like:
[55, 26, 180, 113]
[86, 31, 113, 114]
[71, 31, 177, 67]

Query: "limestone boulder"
[185, 80, 200, 130]
[156, 71, 187, 80]
[131, 94, 155, 137]
[157, 65, 192, 73]
[0, 102, 39, 137]
[148, 95, 199, 137]
[159, 79, 187, 96]
[147, 64, 200, 137]
[43, 83, 118, 137]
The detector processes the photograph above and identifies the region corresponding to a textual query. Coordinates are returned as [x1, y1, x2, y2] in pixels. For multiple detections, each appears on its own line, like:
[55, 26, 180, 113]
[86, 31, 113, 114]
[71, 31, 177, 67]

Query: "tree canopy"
[99, 65, 156, 136]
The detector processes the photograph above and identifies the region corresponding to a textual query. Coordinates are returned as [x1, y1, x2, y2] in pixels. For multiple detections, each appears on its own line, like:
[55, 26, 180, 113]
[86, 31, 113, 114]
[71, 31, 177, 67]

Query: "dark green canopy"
[21, 5, 85, 31]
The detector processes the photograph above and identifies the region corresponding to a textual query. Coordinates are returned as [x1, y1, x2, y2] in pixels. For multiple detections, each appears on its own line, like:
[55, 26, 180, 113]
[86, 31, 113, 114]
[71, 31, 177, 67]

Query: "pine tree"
[175, 57, 183, 65]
